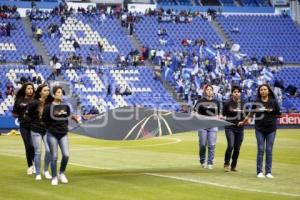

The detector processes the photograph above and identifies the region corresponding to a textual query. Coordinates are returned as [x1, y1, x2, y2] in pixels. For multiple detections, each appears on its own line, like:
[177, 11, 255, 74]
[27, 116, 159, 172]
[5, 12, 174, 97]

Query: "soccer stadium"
[0, 0, 299, 199]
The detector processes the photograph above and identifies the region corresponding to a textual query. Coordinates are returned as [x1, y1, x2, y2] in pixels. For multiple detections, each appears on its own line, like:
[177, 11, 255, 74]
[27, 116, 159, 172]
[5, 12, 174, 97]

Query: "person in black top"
[42, 86, 71, 185]
[12, 82, 35, 175]
[241, 84, 281, 179]
[194, 85, 221, 169]
[223, 85, 246, 172]
[26, 84, 52, 181]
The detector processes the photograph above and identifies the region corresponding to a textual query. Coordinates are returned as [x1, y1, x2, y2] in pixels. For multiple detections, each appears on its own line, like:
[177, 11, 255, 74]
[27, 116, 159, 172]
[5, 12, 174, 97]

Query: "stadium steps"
[160, 75, 185, 105]
[54, 74, 80, 112]
[21, 17, 51, 65]
[209, 18, 233, 46]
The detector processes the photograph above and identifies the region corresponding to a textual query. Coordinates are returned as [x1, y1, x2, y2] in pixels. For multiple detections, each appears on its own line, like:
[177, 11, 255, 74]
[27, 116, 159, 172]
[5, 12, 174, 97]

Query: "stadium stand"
[135, 14, 223, 54]
[61, 66, 180, 114]
[216, 14, 300, 64]
[0, 65, 52, 115]
[0, 8, 36, 62]
[0, 2, 299, 119]
[31, 12, 134, 63]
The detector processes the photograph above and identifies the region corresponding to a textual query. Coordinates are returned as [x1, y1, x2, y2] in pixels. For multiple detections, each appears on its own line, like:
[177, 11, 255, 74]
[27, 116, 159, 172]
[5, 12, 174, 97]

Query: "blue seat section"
[61, 66, 180, 114]
[256, 0, 271, 6]
[221, 0, 236, 6]
[135, 16, 222, 53]
[32, 14, 134, 63]
[0, 19, 36, 62]
[241, 0, 259, 6]
[0, 65, 52, 115]
[216, 15, 300, 63]
[274, 67, 300, 111]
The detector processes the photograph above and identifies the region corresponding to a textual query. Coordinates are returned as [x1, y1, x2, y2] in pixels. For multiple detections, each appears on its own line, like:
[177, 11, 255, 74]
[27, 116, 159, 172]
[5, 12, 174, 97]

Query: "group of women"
[13, 82, 281, 185]
[194, 83, 281, 178]
[12, 83, 72, 185]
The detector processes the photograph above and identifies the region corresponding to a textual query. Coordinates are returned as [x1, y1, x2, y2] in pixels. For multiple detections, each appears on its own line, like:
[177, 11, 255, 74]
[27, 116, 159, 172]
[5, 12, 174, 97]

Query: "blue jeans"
[47, 132, 69, 178]
[198, 127, 218, 165]
[31, 131, 51, 175]
[20, 126, 34, 167]
[255, 129, 276, 174]
[224, 128, 244, 168]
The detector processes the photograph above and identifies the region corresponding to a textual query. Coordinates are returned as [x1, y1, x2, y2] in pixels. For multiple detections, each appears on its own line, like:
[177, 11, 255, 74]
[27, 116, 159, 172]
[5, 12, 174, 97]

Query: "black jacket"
[12, 97, 32, 127]
[194, 98, 221, 116]
[223, 99, 246, 131]
[42, 103, 71, 136]
[251, 98, 281, 133]
[26, 99, 46, 135]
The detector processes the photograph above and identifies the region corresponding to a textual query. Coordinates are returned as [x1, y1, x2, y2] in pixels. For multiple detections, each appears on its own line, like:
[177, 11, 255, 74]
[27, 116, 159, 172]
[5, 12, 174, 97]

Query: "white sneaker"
[51, 177, 58, 186]
[44, 171, 52, 179]
[201, 164, 206, 169]
[59, 173, 68, 184]
[27, 166, 34, 175]
[266, 173, 274, 179]
[33, 165, 36, 174]
[207, 165, 213, 170]
[35, 175, 42, 181]
[257, 172, 265, 178]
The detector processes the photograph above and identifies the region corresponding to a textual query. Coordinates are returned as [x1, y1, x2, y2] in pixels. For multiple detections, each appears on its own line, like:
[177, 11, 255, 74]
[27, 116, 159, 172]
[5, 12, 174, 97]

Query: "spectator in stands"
[207, 8, 217, 20]
[12, 83, 35, 175]
[159, 38, 167, 46]
[55, 61, 62, 76]
[5, 82, 14, 96]
[89, 106, 99, 115]
[42, 86, 73, 185]
[123, 86, 132, 96]
[97, 41, 104, 52]
[181, 38, 191, 47]
[129, 22, 134, 36]
[37, 76, 42, 85]
[107, 84, 111, 96]
[240, 84, 281, 178]
[26, 84, 52, 181]
[50, 54, 59, 67]
[6, 22, 11, 37]
[36, 27, 42, 41]
[194, 85, 221, 169]
[141, 46, 148, 60]
[73, 40, 80, 49]
[28, 62, 35, 71]
[223, 85, 246, 172]
[157, 28, 167, 36]
[231, 27, 240, 34]
[20, 76, 28, 84]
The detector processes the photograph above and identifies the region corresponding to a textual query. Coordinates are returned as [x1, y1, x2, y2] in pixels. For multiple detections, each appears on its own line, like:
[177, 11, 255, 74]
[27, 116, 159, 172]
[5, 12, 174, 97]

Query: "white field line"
[144, 173, 300, 198]
[0, 152, 299, 197]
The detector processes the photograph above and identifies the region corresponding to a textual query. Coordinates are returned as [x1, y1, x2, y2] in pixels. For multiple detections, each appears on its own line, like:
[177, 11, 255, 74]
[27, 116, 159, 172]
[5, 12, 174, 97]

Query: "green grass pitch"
[0, 129, 299, 200]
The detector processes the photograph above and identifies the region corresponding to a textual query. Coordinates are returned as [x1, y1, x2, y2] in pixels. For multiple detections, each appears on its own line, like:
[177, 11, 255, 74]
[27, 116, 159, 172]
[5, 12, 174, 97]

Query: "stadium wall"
[1, 114, 300, 130]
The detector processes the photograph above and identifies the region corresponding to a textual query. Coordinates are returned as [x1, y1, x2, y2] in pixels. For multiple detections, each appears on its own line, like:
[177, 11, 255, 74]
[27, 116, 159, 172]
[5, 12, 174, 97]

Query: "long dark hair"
[34, 84, 47, 99]
[15, 82, 35, 102]
[257, 84, 276, 100]
[34, 84, 52, 105]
